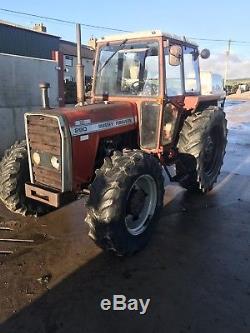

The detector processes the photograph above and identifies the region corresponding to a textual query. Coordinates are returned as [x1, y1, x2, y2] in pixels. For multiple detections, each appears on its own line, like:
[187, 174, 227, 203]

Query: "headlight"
[51, 156, 60, 170]
[32, 152, 41, 165]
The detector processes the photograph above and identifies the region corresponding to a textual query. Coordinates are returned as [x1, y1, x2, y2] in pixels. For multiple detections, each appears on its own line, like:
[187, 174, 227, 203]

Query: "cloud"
[200, 53, 250, 79]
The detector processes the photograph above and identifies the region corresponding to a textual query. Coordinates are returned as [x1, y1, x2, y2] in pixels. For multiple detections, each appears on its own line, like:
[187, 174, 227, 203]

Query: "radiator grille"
[27, 115, 62, 191]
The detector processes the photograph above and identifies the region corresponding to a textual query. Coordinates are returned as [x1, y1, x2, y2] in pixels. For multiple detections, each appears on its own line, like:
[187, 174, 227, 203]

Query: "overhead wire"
[1, 7, 250, 45]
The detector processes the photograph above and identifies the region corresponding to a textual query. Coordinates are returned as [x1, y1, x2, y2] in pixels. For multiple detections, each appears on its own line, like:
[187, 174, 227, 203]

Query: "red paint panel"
[59, 102, 138, 189]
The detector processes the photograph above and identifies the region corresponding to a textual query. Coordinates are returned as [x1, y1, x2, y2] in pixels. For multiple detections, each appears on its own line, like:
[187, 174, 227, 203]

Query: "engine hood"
[53, 101, 138, 131]
[24, 101, 139, 190]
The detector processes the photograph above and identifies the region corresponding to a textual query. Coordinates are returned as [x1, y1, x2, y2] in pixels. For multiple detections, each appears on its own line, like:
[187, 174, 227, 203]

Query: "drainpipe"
[76, 23, 85, 106]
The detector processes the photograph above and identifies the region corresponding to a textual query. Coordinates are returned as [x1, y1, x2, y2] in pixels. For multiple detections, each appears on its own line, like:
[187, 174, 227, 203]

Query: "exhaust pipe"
[76, 23, 85, 106]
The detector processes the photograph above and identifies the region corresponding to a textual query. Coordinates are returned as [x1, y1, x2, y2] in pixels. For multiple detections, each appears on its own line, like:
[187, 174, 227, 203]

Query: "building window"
[65, 55, 73, 67]
[64, 76, 74, 82]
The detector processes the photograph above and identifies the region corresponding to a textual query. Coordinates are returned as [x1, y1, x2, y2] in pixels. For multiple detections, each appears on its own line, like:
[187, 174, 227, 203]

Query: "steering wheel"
[130, 80, 159, 96]
[141, 81, 159, 96]
[130, 81, 140, 94]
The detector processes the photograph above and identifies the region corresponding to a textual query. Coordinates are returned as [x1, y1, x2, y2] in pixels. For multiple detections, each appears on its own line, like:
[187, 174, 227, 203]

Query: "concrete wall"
[0, 52, 59, 156]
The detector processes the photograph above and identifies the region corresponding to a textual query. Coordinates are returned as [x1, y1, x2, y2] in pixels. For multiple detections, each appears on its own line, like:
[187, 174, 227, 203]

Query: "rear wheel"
[176, 107, 227, 192]
[0, 140, 50, 215]
[85, 150, 164, 256]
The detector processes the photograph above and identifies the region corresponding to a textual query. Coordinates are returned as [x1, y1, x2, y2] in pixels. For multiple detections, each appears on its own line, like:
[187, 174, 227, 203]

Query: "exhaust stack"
[76, 23, 85, 106]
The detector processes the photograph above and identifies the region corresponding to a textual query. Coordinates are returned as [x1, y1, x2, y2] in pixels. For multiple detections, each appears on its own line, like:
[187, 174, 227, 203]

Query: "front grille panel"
[27, 115, 62, 191]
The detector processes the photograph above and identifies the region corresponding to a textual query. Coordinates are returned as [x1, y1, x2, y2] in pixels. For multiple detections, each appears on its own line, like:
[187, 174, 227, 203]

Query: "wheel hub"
[203, 125, 224, 176]
[125, 175, 157, 236]
[204, 135, 214, 163]
[127, 187, 147, 218]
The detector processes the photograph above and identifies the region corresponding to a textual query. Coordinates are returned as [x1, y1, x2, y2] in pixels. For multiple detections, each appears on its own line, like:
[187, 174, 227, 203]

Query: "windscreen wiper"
[97, 39, 128, 75]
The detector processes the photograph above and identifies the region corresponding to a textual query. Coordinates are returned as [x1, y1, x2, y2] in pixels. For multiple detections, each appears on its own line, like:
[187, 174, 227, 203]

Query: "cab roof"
[97, 30, 198, 46]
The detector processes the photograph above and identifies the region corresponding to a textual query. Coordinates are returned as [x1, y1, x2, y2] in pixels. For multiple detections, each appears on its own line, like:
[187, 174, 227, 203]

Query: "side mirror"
[169, 45, 182, 66]
[200, 48, 210, 59]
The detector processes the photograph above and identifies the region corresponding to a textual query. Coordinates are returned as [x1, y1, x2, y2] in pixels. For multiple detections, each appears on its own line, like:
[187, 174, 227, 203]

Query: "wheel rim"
[125, 174, 157, 236]
[203, 125, 224, 176]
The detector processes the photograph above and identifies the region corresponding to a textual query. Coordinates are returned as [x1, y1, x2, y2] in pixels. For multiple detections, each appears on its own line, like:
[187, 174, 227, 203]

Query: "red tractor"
[0, 31, 227, 255]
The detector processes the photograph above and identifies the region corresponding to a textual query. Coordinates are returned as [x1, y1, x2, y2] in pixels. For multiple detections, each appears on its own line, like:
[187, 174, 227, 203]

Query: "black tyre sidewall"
[18, 152, 30, 203]
[0, 141, 29, 211]
[86, 151, 164, 256]
[107, 162, 163, 255]
[177, 108, 227, 192]
[0, 140, 50, 215]
[198, 109, 227, 190]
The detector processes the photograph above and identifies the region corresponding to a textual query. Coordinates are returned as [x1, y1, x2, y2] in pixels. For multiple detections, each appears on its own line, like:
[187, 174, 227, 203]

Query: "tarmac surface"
[0, 99, 250, 333]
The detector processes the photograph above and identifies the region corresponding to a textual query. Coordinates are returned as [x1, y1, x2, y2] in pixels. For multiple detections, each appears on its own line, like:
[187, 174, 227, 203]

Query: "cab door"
[161, 43, 185, 147]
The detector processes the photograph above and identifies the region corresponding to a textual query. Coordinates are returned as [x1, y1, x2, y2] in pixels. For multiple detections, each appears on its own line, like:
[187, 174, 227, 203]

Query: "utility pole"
[224, 39, 231, 87]
[76, 23, 85, 106]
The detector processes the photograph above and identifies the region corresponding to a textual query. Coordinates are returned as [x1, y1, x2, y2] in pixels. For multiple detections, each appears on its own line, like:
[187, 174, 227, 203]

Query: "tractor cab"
[92, 30, 210, 154]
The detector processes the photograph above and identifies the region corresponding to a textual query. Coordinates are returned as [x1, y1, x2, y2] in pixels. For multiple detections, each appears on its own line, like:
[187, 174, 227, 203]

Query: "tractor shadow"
[1, 172, 250, 333]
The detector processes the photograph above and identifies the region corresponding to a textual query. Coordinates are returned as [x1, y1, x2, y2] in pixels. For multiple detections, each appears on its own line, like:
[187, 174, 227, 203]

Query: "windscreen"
[95, 41, 159, 97]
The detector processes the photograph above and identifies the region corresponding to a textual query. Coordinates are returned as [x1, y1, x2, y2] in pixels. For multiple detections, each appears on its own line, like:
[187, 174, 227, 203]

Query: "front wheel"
[85, 150, 164, 256]
[0, 140, 51, 216]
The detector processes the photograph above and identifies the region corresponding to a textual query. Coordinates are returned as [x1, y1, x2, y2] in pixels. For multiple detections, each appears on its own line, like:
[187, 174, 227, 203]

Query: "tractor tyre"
[85, 149, 164, 256]
[0, 140, 49, 216]
[176, 106, 227, 192]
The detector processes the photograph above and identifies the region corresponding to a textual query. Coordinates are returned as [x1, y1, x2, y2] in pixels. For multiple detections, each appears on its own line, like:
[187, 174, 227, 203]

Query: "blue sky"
[1, 1, 250, 78]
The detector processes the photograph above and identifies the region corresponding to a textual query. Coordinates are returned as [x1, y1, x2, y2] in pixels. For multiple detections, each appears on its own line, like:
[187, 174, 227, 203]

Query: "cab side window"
[183, 47, 200, 93]
[165, 47, 183, 96]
